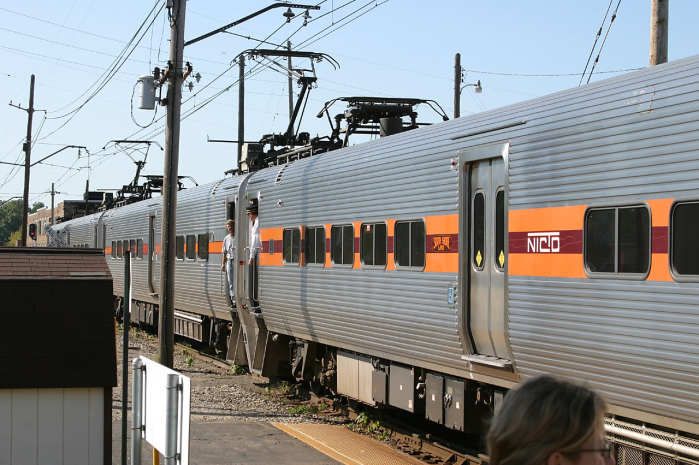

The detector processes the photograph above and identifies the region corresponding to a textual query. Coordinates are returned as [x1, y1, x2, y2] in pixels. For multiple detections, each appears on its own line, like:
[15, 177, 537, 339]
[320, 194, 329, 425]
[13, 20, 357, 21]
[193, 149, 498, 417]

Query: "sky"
[0, 1, 697, 206]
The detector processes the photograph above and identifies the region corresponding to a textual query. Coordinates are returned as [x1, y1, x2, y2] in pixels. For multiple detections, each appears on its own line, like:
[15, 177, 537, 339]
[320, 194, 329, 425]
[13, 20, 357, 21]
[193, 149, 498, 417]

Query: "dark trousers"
[248, 256, 258, 307]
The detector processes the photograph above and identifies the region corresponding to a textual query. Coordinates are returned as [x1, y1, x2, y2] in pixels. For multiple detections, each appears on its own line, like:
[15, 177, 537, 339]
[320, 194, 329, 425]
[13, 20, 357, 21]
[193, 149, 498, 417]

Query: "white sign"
[527, 231, 561, 253]
[138, 356, 191, 465]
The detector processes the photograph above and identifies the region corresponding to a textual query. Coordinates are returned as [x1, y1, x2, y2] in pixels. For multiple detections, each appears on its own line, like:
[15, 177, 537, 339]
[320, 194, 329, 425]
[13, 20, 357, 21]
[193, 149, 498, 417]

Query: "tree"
[30, 201, 45, 213]
[6, 229, 21, 246]
[0, 200, 22, 245]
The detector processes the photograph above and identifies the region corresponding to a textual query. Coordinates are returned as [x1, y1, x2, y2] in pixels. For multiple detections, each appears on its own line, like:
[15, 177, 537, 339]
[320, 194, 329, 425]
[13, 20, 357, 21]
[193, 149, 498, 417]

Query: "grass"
[287, 401, 329, 416]
[350, 411, 390, 441]
[181, 349, 194, 367]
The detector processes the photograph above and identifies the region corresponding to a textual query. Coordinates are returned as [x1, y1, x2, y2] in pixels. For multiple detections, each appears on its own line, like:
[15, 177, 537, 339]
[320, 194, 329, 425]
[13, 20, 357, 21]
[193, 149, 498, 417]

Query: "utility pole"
[650, 0, 668, 65]
[237, 55, 245, 168]
[50, 182, 59, 225]
[9, 75, 36, 247]
[454, 53, 461, 119]
[287, 41, 294, 121]
[159, 0, 186, 369]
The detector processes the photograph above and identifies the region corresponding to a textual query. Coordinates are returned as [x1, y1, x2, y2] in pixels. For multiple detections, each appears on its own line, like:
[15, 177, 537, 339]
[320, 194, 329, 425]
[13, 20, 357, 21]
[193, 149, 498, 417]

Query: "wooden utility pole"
[9, 75, 36, 247]
[287, 41, 294, 121]
[650, 0, 668, 65]
[159, 0, 187, 369]
[237, 55, 245, 168]
[453, 53, 461, 119]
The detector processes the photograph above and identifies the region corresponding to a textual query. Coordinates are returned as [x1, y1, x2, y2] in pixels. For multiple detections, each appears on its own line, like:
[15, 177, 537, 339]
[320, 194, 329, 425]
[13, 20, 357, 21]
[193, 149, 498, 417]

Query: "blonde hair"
[487, 375, 607, 465]
[225, 219, 234, 226]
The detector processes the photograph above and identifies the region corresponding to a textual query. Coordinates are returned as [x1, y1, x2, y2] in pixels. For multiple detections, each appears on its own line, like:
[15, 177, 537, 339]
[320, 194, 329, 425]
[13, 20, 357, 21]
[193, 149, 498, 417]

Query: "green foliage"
[181, 349, 194, 367]
[29, 202, 45, 213]
[287, 402, 325, 415]
[6, 229, 21, 246]
[0, 200, 22, 245]
[230, 364, 246, 375]
[351, 411, 390, 441]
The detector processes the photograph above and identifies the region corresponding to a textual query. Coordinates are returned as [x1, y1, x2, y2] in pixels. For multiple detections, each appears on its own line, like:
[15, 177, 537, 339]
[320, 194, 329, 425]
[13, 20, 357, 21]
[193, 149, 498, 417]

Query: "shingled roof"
[0, 247, 111, 280]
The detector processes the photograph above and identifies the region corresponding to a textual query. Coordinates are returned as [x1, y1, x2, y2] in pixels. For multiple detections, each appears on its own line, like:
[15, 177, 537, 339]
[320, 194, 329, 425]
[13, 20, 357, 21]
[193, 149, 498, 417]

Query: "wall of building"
[26, 203, 63, 246]
[0, 387, 106, 465]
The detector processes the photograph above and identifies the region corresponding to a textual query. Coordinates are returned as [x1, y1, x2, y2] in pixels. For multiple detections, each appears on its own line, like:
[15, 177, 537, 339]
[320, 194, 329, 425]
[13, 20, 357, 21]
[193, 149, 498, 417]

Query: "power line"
[579, 0, 614, 86]
[46, 0, 164, 118]
[0, 5, 228, 66]
[586, 0, 623, 84]
[35, 1, 164, 145]
[0, 26, 152, 65]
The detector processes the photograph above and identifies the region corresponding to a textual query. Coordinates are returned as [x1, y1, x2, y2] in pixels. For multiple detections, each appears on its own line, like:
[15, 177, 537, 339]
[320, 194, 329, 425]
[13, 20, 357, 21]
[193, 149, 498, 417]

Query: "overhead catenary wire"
[45, 0, 387, 189]
[579, 0, 615, 86]
[586, 0, 623, 84]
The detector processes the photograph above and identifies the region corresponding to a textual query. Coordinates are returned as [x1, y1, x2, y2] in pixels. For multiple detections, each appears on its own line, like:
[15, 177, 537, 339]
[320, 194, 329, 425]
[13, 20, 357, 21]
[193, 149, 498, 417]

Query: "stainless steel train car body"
[50, 175, 244, 322]
[46, 56, 699, 436]
[248, 55, 699, 433]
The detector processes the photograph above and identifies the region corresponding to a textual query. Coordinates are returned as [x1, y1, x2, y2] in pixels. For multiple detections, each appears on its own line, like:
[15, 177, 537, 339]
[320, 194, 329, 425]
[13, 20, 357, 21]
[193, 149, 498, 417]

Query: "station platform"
[112, 421, 424, 465]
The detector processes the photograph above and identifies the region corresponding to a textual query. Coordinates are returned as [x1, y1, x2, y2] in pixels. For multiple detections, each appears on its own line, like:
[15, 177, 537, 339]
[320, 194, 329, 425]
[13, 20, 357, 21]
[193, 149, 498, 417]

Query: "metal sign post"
[130, 357, 190, 465]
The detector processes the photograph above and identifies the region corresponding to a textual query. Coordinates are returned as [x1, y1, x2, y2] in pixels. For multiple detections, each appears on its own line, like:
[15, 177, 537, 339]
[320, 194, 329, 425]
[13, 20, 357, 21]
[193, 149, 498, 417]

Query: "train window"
[136, 239, 144, 259]
[226, 201, 235, 235]
[395, 220, 425, 268]
[304, 226, 325, 265]
[361, 223, 387, 266]
[176, 235, 185, 260]
[283, 227, 301, 264]
[331, 225, 354, 265]
[111, 241, 116, 259]
[495, 189, 505, 270]
[117, 240, 123, 258]
[585, 206, 650, 275]
[130, 239, 136, 258]
[671, 201, 699, 276]
[197, 234, 209, 260]
[186, 235, 196, 260]
[473, 192, 485, 270]
[618, 207, 649, 273]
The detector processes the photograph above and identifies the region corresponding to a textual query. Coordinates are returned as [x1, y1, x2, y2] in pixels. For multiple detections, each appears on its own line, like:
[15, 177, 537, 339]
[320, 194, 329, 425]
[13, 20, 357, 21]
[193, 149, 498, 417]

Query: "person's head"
[225, 219, 234, 234]
[246, 202, 258, 219]
[487, 375, 612, 465]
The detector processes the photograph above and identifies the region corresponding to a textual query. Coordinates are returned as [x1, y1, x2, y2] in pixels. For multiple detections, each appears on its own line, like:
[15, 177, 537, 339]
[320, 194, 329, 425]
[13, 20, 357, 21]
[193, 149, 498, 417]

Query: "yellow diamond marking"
[499, 250, 505, 267]
[476, 250, 483, 267]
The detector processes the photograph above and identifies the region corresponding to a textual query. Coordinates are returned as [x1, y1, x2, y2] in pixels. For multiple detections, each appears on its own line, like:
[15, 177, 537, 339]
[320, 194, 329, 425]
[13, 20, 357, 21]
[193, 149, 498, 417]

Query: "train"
[49, 54, 699, 462]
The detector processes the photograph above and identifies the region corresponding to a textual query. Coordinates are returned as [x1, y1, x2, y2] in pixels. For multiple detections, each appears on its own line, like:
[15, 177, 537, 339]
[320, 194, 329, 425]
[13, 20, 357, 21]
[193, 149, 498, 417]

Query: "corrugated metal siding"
[248, 124, 466, 372]
[505, 56, 699, 425]
[250, 55, 699, 427]
[103, 176, 242, 319]
[508, 277, 699, 423]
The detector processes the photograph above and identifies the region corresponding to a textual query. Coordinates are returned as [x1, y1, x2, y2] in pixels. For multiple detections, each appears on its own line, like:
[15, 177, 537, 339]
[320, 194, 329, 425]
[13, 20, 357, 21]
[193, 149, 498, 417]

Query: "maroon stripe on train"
[387, 236, 394, 254]
[509, 230, 583, 254]
[326, 237, 331, 252]
[425, 234, 459, 253]
[261, 240, 270, 253]
[652, 226, 668, 254]
[354, 237, 360, 252]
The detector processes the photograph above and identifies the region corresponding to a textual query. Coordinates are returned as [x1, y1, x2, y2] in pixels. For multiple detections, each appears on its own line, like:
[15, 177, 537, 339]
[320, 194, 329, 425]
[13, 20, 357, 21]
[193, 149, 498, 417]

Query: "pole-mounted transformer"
[137, 74, 156, 110]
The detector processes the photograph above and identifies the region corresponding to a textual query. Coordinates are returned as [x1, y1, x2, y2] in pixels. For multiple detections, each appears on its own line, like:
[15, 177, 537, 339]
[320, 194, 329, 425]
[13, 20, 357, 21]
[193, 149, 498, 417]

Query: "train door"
[148, 214, 156, 293]
[459, 143, 512, 367]
[224, 197, 236, 301]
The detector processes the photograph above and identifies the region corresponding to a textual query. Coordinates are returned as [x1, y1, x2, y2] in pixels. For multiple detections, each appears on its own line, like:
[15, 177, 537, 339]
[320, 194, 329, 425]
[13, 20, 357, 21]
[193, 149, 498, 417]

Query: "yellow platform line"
[272, 423, 425, 465]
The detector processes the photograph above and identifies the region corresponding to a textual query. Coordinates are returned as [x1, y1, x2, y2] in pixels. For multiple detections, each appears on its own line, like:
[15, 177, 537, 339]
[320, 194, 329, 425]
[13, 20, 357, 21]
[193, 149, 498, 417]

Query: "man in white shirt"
[221, 219, 235, 307]
[247, 201, 260, 308]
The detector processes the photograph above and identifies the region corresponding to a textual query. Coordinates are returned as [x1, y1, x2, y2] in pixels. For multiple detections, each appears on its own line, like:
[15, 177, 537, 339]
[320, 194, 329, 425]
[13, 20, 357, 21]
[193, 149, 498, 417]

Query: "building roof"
[0, 247, 111, 280]
[0, 248, 116, 388]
